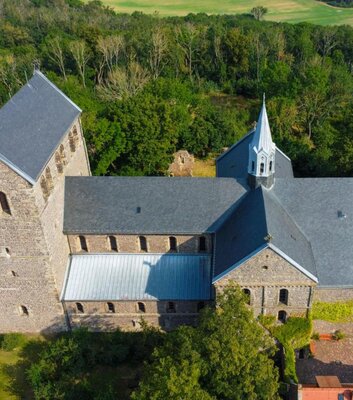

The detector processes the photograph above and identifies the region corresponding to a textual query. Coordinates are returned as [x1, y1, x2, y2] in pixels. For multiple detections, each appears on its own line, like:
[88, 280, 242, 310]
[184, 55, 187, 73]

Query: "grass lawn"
[192, 158, 216, 177]
[0, 349, 22, 400]
[95, 0, 353, 25]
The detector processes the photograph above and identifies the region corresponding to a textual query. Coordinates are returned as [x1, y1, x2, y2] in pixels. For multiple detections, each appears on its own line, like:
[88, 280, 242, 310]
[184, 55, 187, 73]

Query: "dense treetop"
[1, 0, 353, 176]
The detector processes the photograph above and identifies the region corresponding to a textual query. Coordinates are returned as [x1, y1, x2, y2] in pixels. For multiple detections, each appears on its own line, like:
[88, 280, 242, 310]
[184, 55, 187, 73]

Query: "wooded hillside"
[1, 0, 353, 177]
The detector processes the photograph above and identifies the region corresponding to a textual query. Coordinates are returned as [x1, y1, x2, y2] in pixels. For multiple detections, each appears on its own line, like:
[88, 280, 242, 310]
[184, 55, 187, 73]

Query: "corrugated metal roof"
[61, 253, 212, 301]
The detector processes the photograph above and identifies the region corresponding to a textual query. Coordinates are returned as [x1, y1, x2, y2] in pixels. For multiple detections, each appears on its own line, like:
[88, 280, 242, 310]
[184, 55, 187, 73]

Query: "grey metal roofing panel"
[61, 253, 212, 301]
[63, 176, 248, 234]
[214, 186, 317, 280]
[273, 178, 353, 287]
[216, 130, 293, 179]
[0, 71, 81, 183]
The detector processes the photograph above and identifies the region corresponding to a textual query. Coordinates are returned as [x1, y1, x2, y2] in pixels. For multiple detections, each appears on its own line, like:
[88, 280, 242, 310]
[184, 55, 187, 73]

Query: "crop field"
[99, 0, 353, 25]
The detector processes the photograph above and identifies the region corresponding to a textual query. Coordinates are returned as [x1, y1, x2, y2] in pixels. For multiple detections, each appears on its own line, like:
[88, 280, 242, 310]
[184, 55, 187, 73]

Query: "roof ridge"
[216, 129, 255, 162]
[34, 70, 82, 112]
[262, 187, 318, 276]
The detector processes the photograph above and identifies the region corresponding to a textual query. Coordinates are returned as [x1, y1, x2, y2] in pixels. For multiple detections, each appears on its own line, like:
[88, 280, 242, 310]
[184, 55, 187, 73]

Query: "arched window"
[45, 167, 54, 192]
[199, 236, 207, 252]
[269, 161, 273, 172]
[260, 163, 265, 174]
[20, 305, 29, 316]
[0, 192, 11, 215]
[40, 176, 49, 200]
[242, 288, 251, 305]
[279, 289, 289, 305]
[76, 302, 84, 313]
[278, 310, 287, 323]
[55, 151, 63, 174]
[169, 236, 177, 252]
[197, 301, 205, 312]
[60, 144, 67, 165]
[108, 236, 118, 252]
[252, 161, 255, 172]
[139, 236, 147, 252]
[5, 248, 10, 257]
[79, 236, 88, 252]
[167, 301, 176, 313]
[107, 302, 115, 313]
[69, 131, 76, 152]
[137, 302, 146, 313]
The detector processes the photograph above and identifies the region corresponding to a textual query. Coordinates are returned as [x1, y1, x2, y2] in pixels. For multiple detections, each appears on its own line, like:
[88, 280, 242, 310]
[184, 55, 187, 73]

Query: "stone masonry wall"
[313, 287, 353, 302]
[0, 161, 63, 332]
[0, 118, 90, 333]
[214, 248, 316, 318]
[65, 300, 211, 331]
[67, 234, 212, 254]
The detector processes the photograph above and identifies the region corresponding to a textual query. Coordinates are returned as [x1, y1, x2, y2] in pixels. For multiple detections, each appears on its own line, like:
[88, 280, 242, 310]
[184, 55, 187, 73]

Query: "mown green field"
[99, 0, 353, 25]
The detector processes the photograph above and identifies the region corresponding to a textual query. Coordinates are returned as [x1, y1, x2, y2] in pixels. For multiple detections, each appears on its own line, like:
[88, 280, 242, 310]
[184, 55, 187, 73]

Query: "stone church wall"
[64, 300, 211, 331]
[214, 248, 316, 318]
[0, 119, 90, 333]
[67, 234, 212, 254]
[313, 287, 353, 302]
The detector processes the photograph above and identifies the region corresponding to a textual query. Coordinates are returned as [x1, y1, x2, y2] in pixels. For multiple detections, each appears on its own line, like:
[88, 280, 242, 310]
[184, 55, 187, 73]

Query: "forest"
[1, 0, 353, 177]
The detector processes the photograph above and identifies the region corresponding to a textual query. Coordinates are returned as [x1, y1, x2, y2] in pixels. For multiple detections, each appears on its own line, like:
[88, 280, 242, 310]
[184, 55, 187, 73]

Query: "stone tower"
[0, 71, 90, 333]
[248, 96, 276, 189]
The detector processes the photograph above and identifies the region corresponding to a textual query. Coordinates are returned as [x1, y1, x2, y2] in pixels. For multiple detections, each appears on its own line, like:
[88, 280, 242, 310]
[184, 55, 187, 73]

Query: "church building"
[1, 72, 353, 333]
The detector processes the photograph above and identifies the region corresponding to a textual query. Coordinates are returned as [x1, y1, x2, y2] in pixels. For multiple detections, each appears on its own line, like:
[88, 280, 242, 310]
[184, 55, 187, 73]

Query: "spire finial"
[263, 92, 266, 104]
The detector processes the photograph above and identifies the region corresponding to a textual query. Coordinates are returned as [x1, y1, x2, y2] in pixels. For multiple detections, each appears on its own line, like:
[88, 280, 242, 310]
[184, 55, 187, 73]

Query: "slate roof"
[213, 186, 317, 282]
[216, 130, 294, 179]
[0, 71, 81, 184]
[273, 179, 353, 287]
[63, 176, 248, 234]
[61, 253, 212, 301]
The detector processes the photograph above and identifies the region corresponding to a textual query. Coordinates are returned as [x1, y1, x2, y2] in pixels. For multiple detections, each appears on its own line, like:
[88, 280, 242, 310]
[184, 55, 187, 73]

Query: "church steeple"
[248, 94, 276, 189]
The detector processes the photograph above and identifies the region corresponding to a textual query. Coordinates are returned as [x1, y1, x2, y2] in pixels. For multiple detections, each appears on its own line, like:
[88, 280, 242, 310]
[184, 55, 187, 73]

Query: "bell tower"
[248, 95, 276, 189]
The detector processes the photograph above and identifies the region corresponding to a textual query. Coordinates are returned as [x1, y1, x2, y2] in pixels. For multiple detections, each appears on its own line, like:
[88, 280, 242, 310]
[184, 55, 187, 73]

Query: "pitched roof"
[63, 176, 248, 234]
[274, 178, 353, 287]
[216, 130, 293, 179]
[61, 253, 212, 301]
[0, 71, 81, 184]
[213, 186, 317, 282]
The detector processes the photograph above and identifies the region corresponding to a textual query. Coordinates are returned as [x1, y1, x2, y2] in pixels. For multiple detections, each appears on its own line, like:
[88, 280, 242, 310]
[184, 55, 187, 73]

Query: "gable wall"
[214, 248, 316, 318]
[0, 118, 90, 333]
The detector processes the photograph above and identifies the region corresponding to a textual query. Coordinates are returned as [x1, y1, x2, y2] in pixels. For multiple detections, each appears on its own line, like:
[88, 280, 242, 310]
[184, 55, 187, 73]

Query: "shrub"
[333, 330, 345, 341]
[0, 333, 27, 351]
[258, 314, 276, 329]
[312, 301, 353, 322]
[311, 331, 320, 340]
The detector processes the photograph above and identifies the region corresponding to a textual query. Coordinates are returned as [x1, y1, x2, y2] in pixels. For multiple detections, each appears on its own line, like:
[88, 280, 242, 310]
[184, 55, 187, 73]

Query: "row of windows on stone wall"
[73, 301, 206, 314]
[77, 235, 208, 253]
[40, 126, 79, 201]
[243, 288, 289, 306]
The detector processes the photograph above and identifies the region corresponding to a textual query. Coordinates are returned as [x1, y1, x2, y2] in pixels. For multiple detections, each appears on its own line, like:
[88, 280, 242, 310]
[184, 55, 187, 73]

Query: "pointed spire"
[247, 94, 276, 188]
[251, 93, 274, 155]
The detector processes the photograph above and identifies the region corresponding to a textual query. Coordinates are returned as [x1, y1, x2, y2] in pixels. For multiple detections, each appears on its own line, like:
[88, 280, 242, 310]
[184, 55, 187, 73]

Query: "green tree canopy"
[132, 285, 280, 400]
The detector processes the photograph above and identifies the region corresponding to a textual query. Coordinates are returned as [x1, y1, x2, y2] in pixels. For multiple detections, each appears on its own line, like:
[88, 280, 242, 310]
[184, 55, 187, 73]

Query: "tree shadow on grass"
[1, 339, 48, 400]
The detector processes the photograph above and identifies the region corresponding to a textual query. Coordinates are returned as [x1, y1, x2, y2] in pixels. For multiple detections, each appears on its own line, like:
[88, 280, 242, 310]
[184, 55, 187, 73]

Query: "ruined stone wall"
[0, 119, 90, 333]
[64, 300, 211, 331]
[214, 248, 316, 319]
[67, 234, 212, 254]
